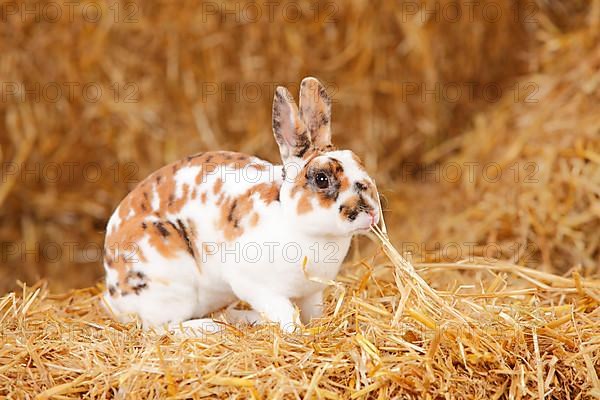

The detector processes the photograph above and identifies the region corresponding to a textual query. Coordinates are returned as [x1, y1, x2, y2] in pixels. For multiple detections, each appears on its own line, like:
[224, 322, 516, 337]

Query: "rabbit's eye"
[315, 173, 329, 189]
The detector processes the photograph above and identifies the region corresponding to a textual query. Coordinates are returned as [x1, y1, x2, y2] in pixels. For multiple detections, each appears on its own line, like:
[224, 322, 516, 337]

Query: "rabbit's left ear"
[272, 86, 311, 162]
[299, 77, 332, 148]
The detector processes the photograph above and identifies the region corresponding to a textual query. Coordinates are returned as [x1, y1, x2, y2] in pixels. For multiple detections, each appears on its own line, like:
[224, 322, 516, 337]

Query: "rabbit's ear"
[299, 77, 332, 148]
[272, 86, 311, 162]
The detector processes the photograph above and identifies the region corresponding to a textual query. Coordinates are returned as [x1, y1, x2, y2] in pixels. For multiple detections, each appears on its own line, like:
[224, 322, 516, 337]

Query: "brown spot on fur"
[250, 213, 260, 227]
[213, 178, 223, 194]
[297, 195, 313, 214]
[219, 195, 252, 240]
[104, 216, 149, 294]
[217, 182, 281, 240]
[105, 215, 198, 292]
[339, 195, 373, 222]
[254, 182, 280, 203]
[201, 192, 207, 203]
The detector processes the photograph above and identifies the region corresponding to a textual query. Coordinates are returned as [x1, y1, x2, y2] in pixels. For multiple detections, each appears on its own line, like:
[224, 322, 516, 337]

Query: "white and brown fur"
[103, 77, 380, 332]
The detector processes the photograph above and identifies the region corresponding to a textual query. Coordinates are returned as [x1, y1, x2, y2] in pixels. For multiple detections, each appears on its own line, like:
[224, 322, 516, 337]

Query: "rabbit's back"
[102, 151, 283, 320]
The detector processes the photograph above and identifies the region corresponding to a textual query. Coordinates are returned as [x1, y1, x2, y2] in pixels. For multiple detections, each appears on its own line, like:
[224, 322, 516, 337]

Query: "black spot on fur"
[228, 200, 237, 222]
[354, 182, 367, 192]
[168, 219, 195, 257]
[347, 209, 359, 221]
[329, 158, 344, 174]
[141, 222, 147, 230]
[154, 221, 170, 237]
[320, 144, 337, 152]
[319, 112, 330, 127]
[156, 175, 162, 184]
[294, 134, 311, 158]
[140, 202, 147, 211]
[272, 118, 281, 135]
[108, 285, 117, 296]
[127, 270, 148, 295]
[319, 86, 330, 104]
[187, 152, 203, 162]
[357, 195, 371, 212]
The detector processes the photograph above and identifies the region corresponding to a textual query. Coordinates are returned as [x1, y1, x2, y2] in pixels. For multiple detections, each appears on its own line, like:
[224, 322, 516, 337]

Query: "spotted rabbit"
[103, 77, 380, 332]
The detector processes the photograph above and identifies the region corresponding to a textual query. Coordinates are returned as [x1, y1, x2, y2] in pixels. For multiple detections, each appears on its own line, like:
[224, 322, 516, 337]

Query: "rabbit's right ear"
[272, 86, 311, 163]
[299, 77, 332, 148]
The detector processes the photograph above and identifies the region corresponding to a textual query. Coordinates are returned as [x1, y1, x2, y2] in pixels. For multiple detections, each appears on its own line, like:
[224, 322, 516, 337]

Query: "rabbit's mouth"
[349, 211, 379, 234]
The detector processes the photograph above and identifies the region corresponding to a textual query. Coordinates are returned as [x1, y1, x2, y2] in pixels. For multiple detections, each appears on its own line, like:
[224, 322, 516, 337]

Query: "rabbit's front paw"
[230, 281, 301, 333]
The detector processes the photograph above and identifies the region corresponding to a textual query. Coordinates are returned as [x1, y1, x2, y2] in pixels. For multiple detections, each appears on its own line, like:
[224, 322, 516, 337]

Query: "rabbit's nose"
[368, 210, 379, 226]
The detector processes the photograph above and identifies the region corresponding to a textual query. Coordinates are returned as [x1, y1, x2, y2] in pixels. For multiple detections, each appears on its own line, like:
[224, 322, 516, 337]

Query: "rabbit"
[102, 77, 380, 333]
